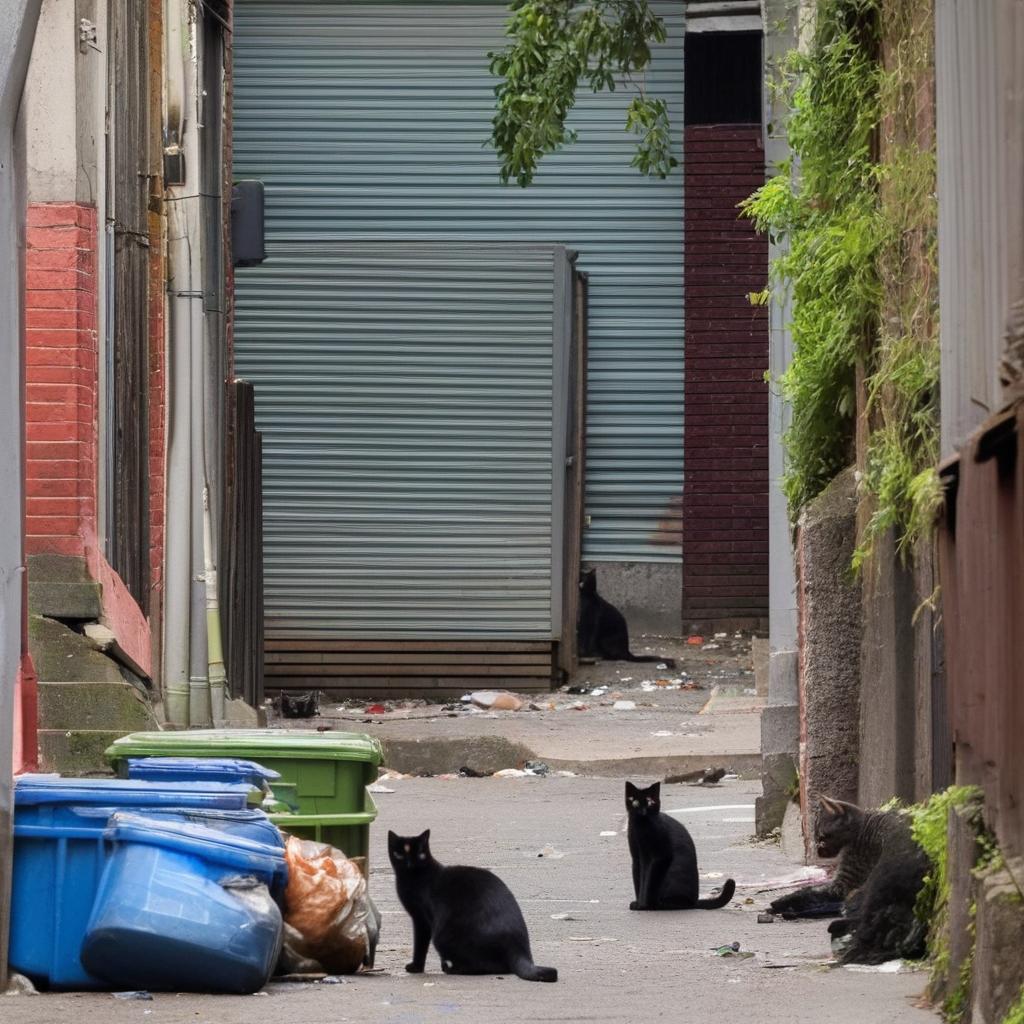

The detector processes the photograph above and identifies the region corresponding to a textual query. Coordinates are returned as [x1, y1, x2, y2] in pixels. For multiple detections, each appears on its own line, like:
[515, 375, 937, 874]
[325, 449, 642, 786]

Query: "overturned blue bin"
[10, 774, 254, 990]
[121, 756, 280, 795]
[82, 812, 287, 994]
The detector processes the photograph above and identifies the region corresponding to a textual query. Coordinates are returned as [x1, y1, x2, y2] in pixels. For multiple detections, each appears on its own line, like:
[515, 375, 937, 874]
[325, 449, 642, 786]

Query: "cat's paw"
[405, 962, 424, 974]
[629, 900, 641, 911]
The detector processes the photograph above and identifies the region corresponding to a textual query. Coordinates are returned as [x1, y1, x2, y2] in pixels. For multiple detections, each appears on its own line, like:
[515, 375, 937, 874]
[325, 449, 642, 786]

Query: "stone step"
[37, 680, 158, 732]
[37, 729, 126, 776]
[27, 553, 101, 620]
[29, 615, 123, 683]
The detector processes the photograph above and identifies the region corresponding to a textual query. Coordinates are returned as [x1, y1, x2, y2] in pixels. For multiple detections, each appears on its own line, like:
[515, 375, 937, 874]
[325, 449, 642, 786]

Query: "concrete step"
[37, 680, 158, 732]
[37, 729, 126, 776]
[27, 553, 101, 620]
[29, 615, 123, 683]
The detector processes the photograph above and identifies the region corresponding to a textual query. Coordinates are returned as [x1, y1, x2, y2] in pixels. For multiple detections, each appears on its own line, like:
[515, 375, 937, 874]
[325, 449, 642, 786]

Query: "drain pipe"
[164, 0, 211, 726]
[203, 486, 227, 725]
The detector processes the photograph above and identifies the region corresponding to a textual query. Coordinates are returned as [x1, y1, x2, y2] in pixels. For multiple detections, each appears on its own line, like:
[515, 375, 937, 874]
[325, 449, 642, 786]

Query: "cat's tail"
[512, 955, 558, 983]
[625, 654, 677, 668]
[696, 878, 736, 909]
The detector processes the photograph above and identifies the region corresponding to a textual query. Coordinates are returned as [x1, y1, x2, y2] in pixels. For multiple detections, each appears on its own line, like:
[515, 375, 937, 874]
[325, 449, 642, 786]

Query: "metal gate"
[234, 243, 579, 693]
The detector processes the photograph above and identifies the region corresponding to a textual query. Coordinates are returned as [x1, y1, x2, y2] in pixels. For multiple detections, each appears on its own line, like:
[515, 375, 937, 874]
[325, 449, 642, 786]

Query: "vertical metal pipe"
[0, 0, 42, 988]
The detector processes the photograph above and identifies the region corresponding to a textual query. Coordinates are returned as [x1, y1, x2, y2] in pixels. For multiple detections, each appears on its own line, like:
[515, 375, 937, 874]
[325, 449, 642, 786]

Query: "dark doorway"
[685, 31, 763, 125]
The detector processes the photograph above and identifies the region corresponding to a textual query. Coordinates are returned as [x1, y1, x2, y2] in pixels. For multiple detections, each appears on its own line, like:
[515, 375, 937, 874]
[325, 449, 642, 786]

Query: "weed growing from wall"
[743, 0, 939, 563]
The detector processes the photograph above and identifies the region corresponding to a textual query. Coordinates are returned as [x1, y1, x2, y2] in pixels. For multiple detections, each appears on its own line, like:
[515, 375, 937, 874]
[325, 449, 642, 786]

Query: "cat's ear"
[818, 796, 849, 818]
[625, 781, 638, 795]
[387, 830, 398, 842]
[648, 781, 662, 798]
[417, 829, 431, 845]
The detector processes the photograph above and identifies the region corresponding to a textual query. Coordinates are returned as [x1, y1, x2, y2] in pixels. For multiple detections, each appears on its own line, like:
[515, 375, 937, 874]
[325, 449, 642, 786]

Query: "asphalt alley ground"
[4, 778, 936, 1024]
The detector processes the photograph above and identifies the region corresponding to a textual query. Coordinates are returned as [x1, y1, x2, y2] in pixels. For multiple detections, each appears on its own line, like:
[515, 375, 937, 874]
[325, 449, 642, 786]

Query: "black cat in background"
[577, 568, 676, 667]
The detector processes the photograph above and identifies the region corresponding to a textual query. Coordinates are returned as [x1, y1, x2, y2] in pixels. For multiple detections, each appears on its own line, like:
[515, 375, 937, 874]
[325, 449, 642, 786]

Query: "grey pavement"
[280, 635, 765, 778]
[4, 777, 936, 1024]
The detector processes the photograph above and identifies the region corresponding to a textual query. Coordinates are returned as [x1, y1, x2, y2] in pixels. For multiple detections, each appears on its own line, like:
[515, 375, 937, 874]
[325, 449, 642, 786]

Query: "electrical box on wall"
[231, 180, 265, 267]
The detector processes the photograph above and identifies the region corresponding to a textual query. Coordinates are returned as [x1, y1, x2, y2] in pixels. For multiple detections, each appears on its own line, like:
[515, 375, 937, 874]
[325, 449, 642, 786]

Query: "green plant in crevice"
[1003, 985, 1024, 1024]
[743, 0, 940, 562]
[909, 785, 1003, 1023]
[741, 0, 883, 516]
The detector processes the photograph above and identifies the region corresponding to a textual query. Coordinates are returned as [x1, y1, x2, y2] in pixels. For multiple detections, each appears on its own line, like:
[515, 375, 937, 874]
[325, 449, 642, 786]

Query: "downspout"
[1, 0, 42, 987]
[203, 487, 226, 724]
[164, 0, 211, 726]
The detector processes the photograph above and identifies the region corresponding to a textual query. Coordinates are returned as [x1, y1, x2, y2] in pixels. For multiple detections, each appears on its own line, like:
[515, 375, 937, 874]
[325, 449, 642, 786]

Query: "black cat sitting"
[769, 796, 929, 965]
[625, 781, 736, 910]
[578, 569, 676, 667]
[388, 830, 557, 982]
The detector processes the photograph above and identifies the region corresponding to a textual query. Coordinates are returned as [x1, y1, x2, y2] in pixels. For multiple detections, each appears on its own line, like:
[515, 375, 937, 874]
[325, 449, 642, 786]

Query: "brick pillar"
[24, 203, 99, 556]
[682, 124, 770, 631]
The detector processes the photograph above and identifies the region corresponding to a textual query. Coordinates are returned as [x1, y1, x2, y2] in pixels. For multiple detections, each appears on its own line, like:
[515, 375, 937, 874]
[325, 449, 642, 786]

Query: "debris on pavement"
[612, 700, 636, 711]
[713, 943, 754, 959]
[550, 912, 581, 921]
[844, 960, 911, 974]
[458, 766, 486, 778]
[735, 865, 831, 891]
[465, 690, 525, 711]
[523, 760, 551, 776]
[4, 974, 37, 996]
[366, 783, 395, 794]
[282, 836, 380, 975]
[693, 767, 727, 786]
[757, 912, 777, 924]
[687, 636, 704, 645]
[364, 704, 387, 715]
[280, 691, 320, 718]
[112, 991, 153, 1001]
[599, 830, 618, 837]
[493, 768, 529, 778]
[536, 845, 566, 859]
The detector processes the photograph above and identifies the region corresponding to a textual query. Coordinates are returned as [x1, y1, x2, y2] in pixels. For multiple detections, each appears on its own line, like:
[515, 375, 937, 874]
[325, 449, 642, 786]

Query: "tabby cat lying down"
[770, 796, 929, 964]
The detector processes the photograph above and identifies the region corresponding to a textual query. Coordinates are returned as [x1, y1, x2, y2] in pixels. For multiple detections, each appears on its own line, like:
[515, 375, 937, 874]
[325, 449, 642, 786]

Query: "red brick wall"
[682, 125, 769, 629]
[24, 203, 99, 557]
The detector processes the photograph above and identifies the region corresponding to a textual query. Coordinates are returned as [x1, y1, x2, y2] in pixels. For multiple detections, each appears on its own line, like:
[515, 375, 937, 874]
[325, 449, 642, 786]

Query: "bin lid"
[106, 730, 383, 766]
[14, 774, 254, 809]
[105, 812, 287, 883]
[125, 757, 281, 783]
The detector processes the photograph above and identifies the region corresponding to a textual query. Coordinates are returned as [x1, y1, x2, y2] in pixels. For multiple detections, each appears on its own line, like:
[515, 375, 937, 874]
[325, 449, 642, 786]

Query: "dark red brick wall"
[682, 124, 769, 630]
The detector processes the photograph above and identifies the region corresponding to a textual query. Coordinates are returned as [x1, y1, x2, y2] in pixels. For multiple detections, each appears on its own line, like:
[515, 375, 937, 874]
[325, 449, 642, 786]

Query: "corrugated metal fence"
[232, 0, 684, 563]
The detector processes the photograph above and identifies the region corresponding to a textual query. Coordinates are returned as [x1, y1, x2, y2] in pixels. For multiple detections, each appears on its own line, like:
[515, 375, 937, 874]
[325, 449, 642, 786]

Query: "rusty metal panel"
[936, 0, 1024, 455]
[938, 404, 1024, 892]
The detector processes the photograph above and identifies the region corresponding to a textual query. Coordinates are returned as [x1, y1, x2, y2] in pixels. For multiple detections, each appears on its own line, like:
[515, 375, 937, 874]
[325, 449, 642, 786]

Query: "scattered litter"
[523, 760, 551, 776]
[566, 686, 590, 695]
[702, 871, 724, 879]
[367, 784, 395, 794]
[845, 960, 907, 974]
[536, 845, 566, 859]
[590, 686, 609, 697]
[281, 691, 320, 719]
[378, 770, 409, 782]
[493, 768, 529, 778]
[735, 866, 830, 891]
[656, 663, 668, 670]
[364, 704, 387, 715]
[550, 912, 580, 921]
[113, 991, 153, 1001]
[831, 933, 854, 958]
[713, 943, 754, 960]
[554, 770, 578, 778]
[612, 700, 636, 711]
[567, 936, 618, 944]
[686, 636, 704, 645]
[757, 912, 776, 923]
[703, 643, 720, 650]
[714, 632, 727, 639]
[571, 702, 589, 711]
[693, 767, 726, 786]
[468, 691, 524, 712]
[4, 974, 37, 996]
[599, 830, 618, 837]
[423, 982, 436, 987]
[458, 766, 486, 778]
[618, 677, 633, 684]
[320, 976, 351, 985]
[760, 960, 803, 969]
[651, 730, 674, 738]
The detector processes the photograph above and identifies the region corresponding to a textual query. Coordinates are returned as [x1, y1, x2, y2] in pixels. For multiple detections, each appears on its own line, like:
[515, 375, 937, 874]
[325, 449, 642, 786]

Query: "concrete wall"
[796, 468, 861, 854]
[756, 0, 800, 836]
[587, 561, 682, 638]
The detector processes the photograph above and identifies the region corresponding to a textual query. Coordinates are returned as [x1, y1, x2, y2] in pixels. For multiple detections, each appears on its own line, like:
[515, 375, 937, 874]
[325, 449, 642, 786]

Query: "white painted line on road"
[666, 804, 756, 814]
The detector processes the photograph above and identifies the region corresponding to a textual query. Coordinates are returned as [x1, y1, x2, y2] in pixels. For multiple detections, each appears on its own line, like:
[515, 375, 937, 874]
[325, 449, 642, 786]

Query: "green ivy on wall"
[742, 0, 939, 564]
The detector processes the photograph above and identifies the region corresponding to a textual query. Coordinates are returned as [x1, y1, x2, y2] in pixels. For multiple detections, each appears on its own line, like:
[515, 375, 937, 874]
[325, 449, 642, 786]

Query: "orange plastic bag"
[280, 836, 380, 975]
